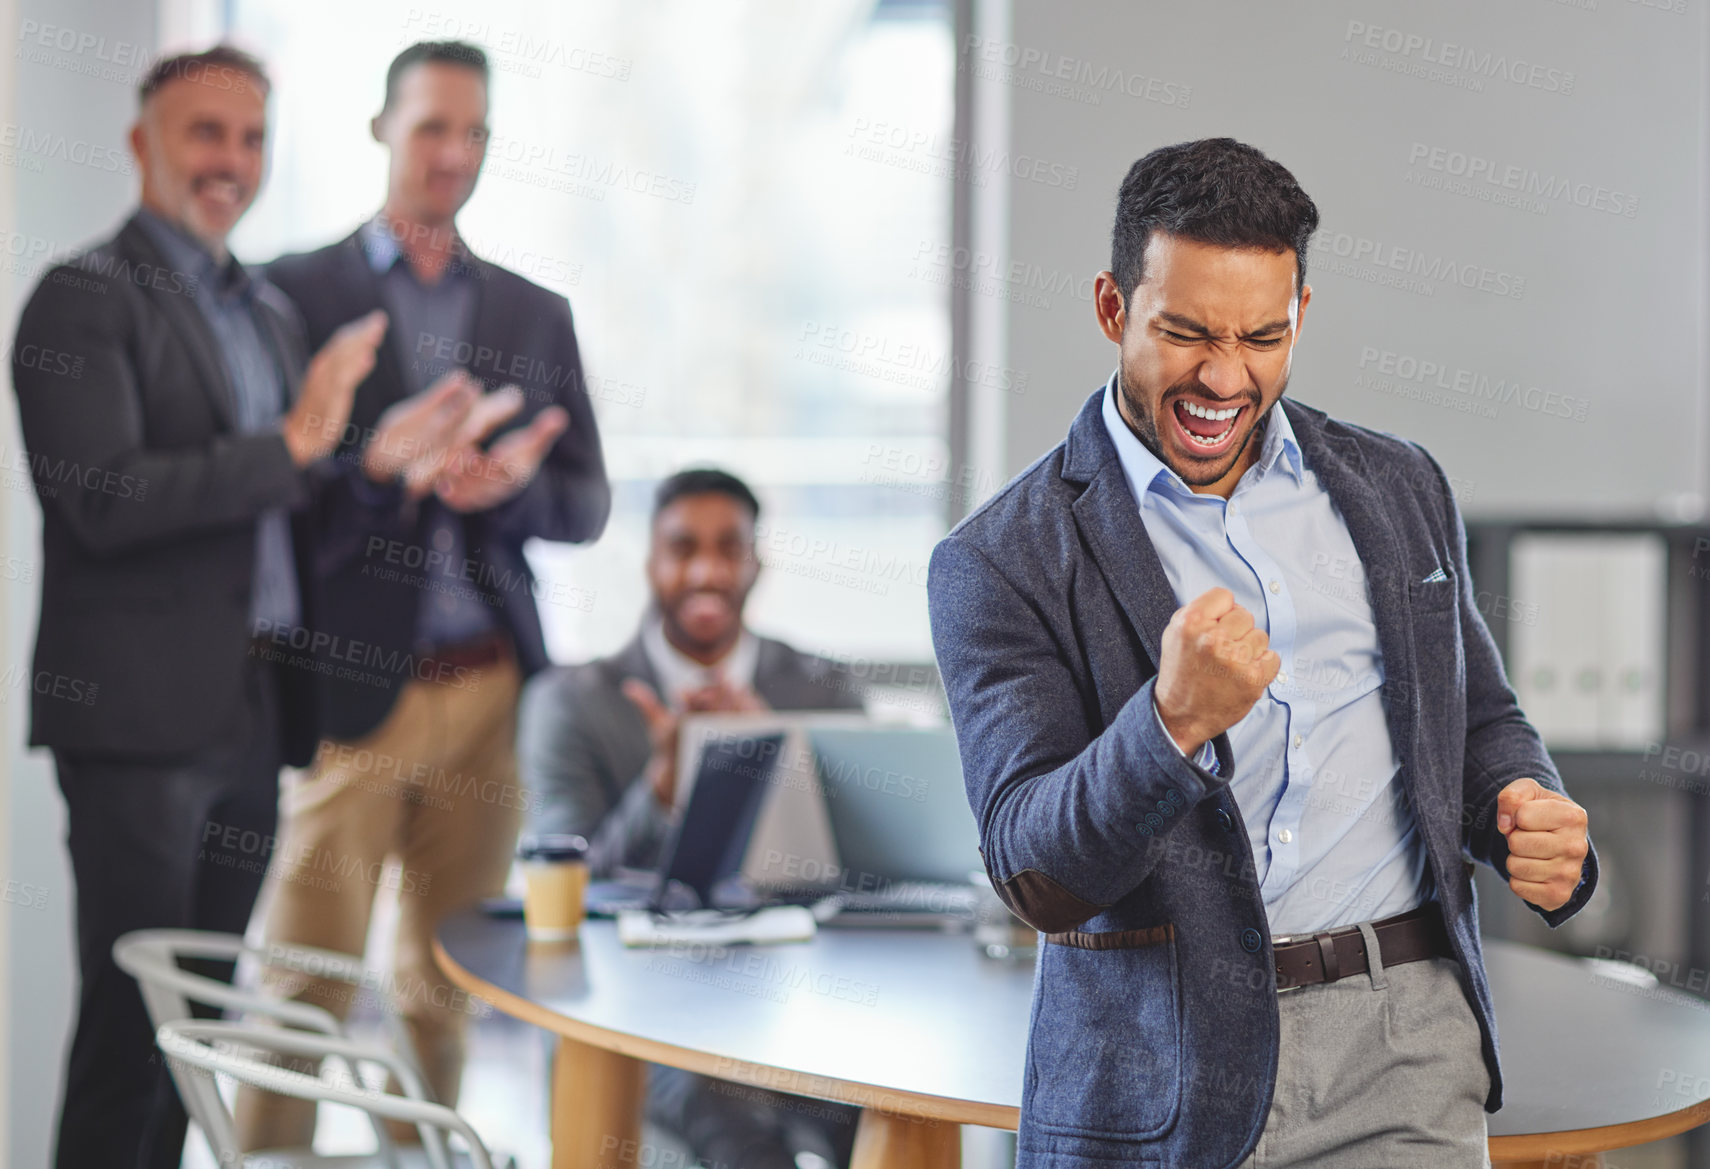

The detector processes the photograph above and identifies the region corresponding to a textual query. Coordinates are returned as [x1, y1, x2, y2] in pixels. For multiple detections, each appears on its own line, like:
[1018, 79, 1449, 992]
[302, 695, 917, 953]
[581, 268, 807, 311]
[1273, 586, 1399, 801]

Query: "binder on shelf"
[1508, 532, 1666, 753]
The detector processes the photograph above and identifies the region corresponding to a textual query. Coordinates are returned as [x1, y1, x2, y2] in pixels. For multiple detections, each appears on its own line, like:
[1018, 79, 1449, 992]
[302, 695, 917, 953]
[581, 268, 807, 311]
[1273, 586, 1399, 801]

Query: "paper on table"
[615, 905, 818, 948]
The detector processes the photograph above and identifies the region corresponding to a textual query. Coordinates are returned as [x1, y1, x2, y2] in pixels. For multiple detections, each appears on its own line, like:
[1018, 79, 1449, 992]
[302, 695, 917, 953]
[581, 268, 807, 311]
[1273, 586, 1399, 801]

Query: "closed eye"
[1160, 329, 1286, 348]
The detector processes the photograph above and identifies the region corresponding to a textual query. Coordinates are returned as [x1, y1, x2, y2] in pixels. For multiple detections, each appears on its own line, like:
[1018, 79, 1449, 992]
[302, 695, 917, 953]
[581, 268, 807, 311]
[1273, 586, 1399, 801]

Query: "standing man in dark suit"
[9, 46, 392, 1169]
[519, 467, 862, 1169]
[235, 40, 609, 1149]
[928, 139, 1595, 1168]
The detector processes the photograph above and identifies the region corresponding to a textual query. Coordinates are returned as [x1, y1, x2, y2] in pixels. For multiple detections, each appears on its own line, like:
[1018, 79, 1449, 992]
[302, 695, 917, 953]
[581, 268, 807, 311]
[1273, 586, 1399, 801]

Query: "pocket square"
[1420, 567, 1448, 584]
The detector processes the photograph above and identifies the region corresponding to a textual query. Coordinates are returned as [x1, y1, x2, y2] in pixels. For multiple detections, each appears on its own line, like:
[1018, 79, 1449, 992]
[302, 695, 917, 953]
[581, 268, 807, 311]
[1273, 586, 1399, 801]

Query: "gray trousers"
[1238, 921, 1492, 1168]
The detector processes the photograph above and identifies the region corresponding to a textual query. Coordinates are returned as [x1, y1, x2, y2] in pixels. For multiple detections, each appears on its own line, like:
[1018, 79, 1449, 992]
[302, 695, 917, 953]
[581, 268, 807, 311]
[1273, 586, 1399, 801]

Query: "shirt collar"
[640, 617, 760, 709]
[134, 207, 255, 302]
[1099, 370, 1304, 505]
[361, 214, 474, 281]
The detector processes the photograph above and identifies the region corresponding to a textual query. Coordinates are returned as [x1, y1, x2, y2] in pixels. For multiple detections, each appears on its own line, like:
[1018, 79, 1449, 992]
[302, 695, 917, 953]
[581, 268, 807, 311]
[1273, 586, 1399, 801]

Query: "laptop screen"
[651, 731, 785, 909]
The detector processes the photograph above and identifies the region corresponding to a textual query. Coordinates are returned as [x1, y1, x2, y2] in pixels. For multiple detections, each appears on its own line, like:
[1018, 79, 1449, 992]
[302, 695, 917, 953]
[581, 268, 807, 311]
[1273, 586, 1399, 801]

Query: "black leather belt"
[1272, 902, 1452, 992]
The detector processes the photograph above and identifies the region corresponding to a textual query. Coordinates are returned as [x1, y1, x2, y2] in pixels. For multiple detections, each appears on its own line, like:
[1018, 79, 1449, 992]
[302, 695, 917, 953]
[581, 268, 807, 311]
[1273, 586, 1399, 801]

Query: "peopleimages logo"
[960, 35, 1192, 108]
[1356, 347, 1590, 422]
[1407, 143, 1639, 219]
[0, 122, 133, 174]
[1311, 229, 1526, 300]
[845, 118, 1079, 190]
[1342, 21, 1576, 95]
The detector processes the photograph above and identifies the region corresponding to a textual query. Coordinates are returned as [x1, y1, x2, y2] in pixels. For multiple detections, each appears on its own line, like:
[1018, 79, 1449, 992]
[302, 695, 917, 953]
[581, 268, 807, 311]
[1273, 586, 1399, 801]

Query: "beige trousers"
[234, 655, 523, 1152]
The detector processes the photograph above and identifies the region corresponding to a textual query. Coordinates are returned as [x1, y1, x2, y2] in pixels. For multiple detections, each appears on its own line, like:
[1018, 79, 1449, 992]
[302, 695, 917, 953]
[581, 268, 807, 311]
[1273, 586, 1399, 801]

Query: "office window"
[228, 0, 954, 670]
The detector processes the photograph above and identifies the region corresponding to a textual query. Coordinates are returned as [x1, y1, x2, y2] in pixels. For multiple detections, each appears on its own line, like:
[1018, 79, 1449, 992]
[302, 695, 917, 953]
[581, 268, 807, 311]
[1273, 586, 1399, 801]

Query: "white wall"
[968, 0, 1709, 522]
[2, 1, 180, 1163]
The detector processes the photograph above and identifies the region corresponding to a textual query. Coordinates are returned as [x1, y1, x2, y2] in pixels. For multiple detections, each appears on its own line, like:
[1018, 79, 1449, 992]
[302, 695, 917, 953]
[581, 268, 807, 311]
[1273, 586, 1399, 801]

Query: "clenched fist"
[1154, 587, 1280, 756]
[1496, 777, 1590, 912]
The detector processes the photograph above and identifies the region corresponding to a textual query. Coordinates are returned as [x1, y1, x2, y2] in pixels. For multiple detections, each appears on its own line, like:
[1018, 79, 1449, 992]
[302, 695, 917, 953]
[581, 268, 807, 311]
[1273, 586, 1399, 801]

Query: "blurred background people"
[518, 466, 861, 1169]
[8, 46, 389, 1169]
[234, 39, 610, 1151]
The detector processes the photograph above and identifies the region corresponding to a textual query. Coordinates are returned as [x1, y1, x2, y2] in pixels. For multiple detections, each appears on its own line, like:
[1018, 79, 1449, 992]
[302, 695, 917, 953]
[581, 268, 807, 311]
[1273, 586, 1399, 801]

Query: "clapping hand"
[434, 386, 569, 513]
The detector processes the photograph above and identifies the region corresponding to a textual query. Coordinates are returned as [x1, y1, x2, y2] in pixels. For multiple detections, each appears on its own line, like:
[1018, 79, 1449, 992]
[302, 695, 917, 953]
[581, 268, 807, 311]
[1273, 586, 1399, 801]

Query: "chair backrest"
[157, 1021, 490, 1169]
[113, 929, 420, 1169]
[113, 930, 345, 1033]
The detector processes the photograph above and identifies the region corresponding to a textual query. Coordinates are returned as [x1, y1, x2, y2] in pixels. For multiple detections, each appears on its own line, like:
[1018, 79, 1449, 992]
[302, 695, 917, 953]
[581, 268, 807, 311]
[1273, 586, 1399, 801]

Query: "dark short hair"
[653, 468, 761, 523]
[138, 46, 271, 105]
[383, 41, 489, 111]
[1111, 138, 1319, 301]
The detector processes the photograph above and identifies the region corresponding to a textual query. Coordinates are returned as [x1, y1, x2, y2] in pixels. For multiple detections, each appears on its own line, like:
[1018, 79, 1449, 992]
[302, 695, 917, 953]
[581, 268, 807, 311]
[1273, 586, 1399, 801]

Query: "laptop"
[761, 725, 986, 921]
[583, 730, 786, 916]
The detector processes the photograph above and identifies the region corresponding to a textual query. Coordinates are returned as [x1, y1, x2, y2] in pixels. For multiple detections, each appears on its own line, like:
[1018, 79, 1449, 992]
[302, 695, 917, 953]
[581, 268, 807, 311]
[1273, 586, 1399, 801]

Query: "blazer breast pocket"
[1025, 924, 1182, 1140]
[1406, 565, 1458, 614]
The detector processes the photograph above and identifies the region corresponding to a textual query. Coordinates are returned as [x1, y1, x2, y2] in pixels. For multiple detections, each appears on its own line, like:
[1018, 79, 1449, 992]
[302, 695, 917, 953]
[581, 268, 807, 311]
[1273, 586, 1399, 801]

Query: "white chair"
[112, 929, 427, 1069]
[111, 929, 445, 1168]
[156, 1019, 497, 1169]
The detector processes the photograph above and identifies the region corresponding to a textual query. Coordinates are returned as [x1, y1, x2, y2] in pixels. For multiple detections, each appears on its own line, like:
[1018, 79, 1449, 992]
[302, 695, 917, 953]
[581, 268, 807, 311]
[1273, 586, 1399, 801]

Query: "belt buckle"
[1271, 932, 1305, 994]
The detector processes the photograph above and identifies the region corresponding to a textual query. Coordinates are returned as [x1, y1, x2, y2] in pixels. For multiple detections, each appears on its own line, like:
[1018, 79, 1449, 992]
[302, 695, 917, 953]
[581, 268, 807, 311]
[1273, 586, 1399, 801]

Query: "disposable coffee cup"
[517, 834, 590, 942]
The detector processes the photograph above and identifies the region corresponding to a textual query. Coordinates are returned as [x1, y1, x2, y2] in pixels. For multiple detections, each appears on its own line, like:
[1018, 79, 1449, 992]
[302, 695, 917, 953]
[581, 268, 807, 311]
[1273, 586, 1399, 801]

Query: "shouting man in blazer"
[9, 47, 391, 1169]
[928, 139, 1596, 1168]
[235, 40, 609, 1150]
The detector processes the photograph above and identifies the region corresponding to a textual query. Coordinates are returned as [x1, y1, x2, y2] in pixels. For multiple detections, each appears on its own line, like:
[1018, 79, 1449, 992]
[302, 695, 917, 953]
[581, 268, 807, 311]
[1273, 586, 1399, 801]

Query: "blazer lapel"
[602, 632, 662, 697]
[464, 252, 526, 415]
[330, 231, 413, 413]
[753, 638, 810, 709]
[253, 293, 306, 405]
[1061, 390, 1180, 670]
[1282, 399, 1419, 771]
[117, 218, 236, 431]
[465, 252, 497, 372]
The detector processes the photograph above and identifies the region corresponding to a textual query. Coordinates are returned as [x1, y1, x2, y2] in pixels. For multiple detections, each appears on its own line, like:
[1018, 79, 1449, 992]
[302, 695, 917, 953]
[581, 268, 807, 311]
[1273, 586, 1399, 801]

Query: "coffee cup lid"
[517, 833, 589, 862]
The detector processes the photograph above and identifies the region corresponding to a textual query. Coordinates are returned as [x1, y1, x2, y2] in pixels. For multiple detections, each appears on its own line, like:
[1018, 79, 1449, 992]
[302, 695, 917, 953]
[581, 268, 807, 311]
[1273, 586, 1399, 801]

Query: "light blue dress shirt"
[359, 216, 497, 650]
[135, 209, 300, 634]
[1101, 373, 1432, 934]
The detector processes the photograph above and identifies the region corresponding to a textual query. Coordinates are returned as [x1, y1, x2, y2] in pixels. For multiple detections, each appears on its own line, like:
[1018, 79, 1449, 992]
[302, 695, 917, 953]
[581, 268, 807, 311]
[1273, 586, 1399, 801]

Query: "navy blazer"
[927, 389, 1597, 1169]
[268, 231, 611, 742]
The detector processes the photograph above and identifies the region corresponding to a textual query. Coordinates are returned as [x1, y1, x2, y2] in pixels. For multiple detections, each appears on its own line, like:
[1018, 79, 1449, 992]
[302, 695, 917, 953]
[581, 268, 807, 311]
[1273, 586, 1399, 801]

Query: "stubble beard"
[1116, 366, 1283, 489]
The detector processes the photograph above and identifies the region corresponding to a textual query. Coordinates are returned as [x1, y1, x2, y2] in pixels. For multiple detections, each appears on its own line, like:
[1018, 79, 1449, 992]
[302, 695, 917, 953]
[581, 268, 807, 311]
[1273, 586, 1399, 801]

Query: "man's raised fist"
[1154, 587, 1280, 756]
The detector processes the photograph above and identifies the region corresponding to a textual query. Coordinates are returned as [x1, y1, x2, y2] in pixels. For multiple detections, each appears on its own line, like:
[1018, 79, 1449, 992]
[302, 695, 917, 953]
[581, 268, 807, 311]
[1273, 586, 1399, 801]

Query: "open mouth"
[1170, 398, 1249, 457]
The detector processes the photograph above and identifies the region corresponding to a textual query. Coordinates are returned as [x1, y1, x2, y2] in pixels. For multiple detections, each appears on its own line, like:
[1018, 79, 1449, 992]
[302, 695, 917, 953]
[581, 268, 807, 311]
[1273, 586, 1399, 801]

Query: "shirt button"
[1292, 733, 1303, 749]
[1276, 672, 1289, 686]
[1277, 828, 1293, 844]
[1215, 808, 1235, 833]
[1268, 580, 1281, 594]
[1241, 928, 1262, 953]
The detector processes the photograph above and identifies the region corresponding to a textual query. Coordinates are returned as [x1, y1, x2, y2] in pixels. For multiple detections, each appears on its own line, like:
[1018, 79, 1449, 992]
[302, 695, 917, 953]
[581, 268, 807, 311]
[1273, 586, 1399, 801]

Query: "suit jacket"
[518, 629, 864, 876]
[267, 231, 611, 741]
[927, 389, 1598, 1169]
[10, 214, 323, 764]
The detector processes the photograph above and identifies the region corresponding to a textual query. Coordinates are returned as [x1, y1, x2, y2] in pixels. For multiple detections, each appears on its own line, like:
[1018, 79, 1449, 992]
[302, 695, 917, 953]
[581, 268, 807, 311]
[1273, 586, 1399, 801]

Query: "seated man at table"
[518, 466, 863, 1169]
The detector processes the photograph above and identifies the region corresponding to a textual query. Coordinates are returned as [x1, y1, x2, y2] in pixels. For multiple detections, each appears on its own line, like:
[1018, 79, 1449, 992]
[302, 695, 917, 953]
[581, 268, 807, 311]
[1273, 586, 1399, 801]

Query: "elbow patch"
[991, 867, 1105, 935]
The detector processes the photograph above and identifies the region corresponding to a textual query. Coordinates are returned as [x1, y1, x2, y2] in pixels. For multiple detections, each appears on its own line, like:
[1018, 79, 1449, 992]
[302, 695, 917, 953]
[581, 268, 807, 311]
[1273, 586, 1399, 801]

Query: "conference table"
[435, 912, 1710, 1169]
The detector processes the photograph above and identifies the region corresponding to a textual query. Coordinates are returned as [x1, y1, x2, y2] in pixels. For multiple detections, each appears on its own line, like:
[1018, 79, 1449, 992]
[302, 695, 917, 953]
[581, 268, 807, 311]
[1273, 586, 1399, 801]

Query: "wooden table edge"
[1487, 1096, 1710, 1160]
[433, 935, 1022, 1130]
